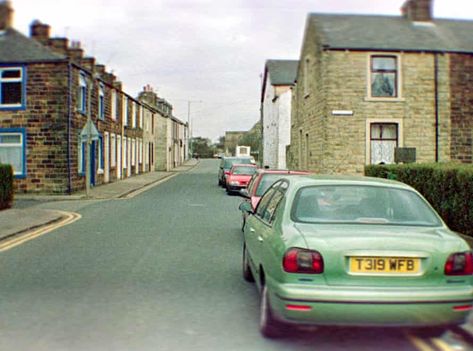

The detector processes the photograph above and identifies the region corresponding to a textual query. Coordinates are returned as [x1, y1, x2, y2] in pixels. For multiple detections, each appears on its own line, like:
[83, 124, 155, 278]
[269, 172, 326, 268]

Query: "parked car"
[225, 164, 257, 194]
[240, 175, 473, 338]
[239, 169, 310, 230]
[218, 156, 254, 187]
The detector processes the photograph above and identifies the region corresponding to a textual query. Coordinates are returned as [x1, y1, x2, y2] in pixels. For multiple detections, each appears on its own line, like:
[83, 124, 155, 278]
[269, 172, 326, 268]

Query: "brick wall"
[450, 53, 473, 163]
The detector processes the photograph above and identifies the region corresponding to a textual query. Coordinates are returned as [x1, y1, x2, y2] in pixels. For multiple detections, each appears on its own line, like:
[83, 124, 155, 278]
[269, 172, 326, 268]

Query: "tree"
[191, 137, 216, 158]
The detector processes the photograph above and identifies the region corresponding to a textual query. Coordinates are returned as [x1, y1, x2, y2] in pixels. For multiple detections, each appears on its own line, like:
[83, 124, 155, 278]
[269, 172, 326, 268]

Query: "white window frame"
[123, 137, 128, 169]
[365, 118, 403, 165]
[0, 66, 25, 109]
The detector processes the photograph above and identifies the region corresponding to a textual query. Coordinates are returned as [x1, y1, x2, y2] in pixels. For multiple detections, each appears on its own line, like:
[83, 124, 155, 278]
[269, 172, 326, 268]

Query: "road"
[1, 159, 471, 351]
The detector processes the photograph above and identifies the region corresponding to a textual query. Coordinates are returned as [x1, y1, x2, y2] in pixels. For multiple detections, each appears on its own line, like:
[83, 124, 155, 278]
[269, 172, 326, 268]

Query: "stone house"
[289, 0, 473, 174]
[261, 59, 298, 169]
[138, 86, 188, 171]
[0, 1, 182, 193]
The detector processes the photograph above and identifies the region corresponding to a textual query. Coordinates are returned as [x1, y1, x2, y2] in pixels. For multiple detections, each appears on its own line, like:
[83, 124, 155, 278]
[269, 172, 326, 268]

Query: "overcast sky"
[10, 0, 473, 142]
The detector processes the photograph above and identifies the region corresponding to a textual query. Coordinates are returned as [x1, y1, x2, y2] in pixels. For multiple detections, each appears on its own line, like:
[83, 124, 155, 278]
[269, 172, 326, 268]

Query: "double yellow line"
[0, 211, 81, 252]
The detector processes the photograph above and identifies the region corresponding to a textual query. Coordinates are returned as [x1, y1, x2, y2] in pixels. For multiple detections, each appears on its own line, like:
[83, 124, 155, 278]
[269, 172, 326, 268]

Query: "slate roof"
[0, 28, 65, 63]
[309, 14, 473, 53]
[266, 60, 298, 85]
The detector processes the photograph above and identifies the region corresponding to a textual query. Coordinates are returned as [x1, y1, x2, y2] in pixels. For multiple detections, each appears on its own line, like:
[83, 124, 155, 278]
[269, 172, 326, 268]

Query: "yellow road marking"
[407, 334, 436, 351]
[0, 211, 81, 251]
[432, 338, 456, 351]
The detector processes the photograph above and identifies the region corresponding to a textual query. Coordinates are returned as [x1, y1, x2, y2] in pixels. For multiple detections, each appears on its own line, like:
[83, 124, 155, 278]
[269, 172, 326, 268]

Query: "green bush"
[0, 164, 14, 210]
[365, 163, 473, 237]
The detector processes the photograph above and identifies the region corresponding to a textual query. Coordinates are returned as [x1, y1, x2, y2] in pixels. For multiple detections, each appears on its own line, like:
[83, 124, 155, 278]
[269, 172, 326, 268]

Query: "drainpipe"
[434, 53, 440, 162]
[67, 61, 73, 194]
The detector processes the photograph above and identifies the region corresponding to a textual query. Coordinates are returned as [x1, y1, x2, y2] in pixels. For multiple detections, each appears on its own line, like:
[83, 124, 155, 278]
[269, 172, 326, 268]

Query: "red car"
[239, 169, 311, 229]
[225, 164, 258, 194]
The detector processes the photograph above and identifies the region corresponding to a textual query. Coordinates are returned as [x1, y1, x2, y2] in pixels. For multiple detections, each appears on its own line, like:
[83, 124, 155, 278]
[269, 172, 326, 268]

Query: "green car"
[240, 175, 473, 338]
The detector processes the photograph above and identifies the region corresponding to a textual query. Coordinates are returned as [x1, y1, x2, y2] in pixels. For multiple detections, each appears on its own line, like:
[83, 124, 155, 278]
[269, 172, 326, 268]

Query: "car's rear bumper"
[268, 280, 473, 327]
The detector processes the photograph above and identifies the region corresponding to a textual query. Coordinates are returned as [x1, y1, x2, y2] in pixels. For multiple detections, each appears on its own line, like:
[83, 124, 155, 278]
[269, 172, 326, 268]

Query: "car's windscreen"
[292, 185, 442, 226]
[232, 166, 256, 175]
[224, 158, 252, 169]
[256, 174, 286, 196]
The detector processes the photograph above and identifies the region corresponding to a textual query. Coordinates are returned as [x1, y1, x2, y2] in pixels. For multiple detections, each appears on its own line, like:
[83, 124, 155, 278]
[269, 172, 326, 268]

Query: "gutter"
[67, 61, 73, 193]
[434, 53, 440, 162]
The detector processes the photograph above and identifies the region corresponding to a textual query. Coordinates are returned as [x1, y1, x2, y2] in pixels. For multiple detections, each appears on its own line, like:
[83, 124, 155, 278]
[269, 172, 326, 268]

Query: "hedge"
[365, 163, 473, 237]
[0, 164, 14, 210]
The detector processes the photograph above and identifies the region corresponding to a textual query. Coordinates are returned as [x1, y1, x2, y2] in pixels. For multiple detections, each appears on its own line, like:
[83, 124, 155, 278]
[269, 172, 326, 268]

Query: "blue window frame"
[0, 128, 27, 178]
[78, 139, 86, 175]
[0, 66, 26, 110]
[98, 83, 105, 120]
[78, 72, 87, 114]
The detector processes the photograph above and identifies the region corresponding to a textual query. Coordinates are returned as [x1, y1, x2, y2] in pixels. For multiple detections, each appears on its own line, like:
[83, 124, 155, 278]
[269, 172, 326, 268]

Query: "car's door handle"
[258, 236, 264, 242]
[249, 227, 255, 233]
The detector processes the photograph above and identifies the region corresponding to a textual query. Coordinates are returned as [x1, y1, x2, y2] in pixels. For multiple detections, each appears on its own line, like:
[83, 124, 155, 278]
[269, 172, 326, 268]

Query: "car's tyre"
[260, 286, 283, 338]
[242, 245, 255, 282]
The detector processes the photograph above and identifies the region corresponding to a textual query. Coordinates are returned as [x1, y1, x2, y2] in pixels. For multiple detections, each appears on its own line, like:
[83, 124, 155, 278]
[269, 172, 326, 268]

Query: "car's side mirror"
[239, 188, 250, 198]
[239, 201, 253, 214]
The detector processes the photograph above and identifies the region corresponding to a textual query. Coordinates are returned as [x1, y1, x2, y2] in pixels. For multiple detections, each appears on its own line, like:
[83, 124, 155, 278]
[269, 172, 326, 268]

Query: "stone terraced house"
[0, 1, 187, 193]
[289, 0, 473, 174]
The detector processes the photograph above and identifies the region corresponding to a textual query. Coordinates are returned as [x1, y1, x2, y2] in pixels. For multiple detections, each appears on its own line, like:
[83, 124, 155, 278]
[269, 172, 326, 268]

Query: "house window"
[98, 135, 104, 172]
[78, 72, 87, 114]
[78, 139, 86, 175]
[0, 67, 25, 109]
[110, 133, 116, 167]
[98, 83, 105, 120]
[0, 128, 26, 177]
[122, 96, 128, 127]
[132, 102, 136, 128]
[131, 138, 136, 166]
[140, 107, 144, 129]
[111, 90, 117, 121]
[370, 123, 398, 164]
[370, 56, 398, 98]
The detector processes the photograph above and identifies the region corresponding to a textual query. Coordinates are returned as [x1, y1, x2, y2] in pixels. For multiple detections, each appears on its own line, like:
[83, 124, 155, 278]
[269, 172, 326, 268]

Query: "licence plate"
[349, 256, 420, 274]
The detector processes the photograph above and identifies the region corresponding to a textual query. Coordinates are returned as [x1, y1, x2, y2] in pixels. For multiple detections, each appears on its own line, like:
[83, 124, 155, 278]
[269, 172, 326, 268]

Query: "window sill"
[364, 97, 405, 103]
[304, 93, 310, 99]
[97, 169, 104, 175]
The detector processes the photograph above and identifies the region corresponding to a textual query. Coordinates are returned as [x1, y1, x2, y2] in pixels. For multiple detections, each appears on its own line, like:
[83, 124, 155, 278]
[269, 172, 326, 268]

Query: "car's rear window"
[292, 185, 442, 226]
[224, 158, 252, 169]
[256, 174, 286, 196]
[232, 166, 257, 175]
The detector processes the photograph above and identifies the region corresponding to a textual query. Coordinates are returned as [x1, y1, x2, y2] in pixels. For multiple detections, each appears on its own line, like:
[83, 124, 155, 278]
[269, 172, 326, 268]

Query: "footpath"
[0, 159, 199, 241]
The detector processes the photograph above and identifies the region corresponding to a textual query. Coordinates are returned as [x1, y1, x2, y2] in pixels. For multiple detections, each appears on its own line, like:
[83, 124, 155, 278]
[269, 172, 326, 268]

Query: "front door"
[90, 140, 96, 186]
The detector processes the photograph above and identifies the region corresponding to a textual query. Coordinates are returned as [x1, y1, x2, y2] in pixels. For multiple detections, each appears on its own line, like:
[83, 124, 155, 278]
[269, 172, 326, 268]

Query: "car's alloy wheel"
[242, 245, 255, 282]
[260, 286, 282, 338]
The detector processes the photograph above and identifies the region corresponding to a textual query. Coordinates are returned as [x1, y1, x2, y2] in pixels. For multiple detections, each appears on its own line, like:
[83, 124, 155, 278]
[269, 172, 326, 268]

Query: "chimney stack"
[0, 0, 13, 30]
[30, 20, 51, 45]
[401, 0, 433, 22]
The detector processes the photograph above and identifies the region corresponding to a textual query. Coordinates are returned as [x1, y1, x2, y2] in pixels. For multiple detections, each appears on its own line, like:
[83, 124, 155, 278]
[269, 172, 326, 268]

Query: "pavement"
[0, 159, 199, 241]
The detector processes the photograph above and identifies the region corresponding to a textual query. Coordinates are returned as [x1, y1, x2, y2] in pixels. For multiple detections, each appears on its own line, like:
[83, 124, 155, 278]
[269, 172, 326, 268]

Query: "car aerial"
[240, 175, 473, 338]
[225, 164, 258, 194]
[239, 169, 311, 230]
[218, 156, 254, 187]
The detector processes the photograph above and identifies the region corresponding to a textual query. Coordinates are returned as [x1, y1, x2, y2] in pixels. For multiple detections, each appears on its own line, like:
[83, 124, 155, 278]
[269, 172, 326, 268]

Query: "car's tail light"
[224, 171, 231, 176]
[444, 252, 473, 275]
[283, 248, 324, 274]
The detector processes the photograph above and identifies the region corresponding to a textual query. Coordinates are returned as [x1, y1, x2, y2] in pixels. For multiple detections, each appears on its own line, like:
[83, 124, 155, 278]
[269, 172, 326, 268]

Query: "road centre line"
[0, 211, 81, 252]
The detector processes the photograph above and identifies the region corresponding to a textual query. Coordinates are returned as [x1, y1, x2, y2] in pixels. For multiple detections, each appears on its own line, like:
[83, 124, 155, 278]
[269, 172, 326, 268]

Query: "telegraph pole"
[187, 100, 202, 158]
[85, 72, 92, 198]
